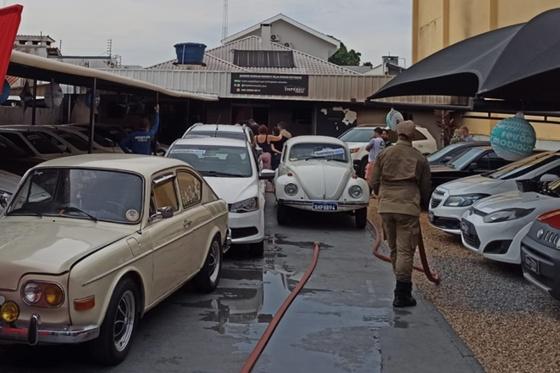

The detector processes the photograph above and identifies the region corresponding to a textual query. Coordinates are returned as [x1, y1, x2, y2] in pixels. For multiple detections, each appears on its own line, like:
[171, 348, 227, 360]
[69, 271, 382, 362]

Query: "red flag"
[0, 4, 23, 84]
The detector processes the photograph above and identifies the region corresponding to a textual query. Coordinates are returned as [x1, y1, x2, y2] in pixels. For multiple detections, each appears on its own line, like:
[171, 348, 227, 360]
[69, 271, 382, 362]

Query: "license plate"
[312, 202, 338, 211]
[524, 254, 540, 274]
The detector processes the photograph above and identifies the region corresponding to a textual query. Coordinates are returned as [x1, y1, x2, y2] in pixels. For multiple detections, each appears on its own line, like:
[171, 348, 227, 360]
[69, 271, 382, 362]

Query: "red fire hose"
[240, 241, 321, 373]
[370, 218, 441, 285]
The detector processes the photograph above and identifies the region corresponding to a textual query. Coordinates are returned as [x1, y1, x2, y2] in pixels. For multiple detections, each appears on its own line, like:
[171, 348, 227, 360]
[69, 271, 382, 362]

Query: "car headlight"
[284, 183, 298, 196]
[1, 301, 19, 323]
[22, 281, 65, 307]
[350, 147, 360, 154]
[349, 185, 363, 198]
[229, 197, 259, 213]
[482, 208, 535, 223]
[444, 194, 489, 207]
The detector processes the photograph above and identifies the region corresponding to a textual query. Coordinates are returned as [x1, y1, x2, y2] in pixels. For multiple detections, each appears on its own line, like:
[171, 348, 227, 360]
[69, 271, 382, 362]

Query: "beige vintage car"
[0, 154, 229, 365]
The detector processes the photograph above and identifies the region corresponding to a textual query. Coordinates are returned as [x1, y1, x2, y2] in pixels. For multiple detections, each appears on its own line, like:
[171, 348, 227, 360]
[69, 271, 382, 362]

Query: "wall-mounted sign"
[230, 73, 308, 96]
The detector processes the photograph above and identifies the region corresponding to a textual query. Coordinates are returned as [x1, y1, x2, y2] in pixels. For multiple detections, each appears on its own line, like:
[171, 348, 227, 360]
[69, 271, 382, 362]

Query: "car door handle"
[183, 220, 192, 229]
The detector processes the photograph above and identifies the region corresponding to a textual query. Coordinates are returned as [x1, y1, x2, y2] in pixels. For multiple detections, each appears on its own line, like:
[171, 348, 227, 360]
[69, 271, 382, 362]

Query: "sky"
[7, 0, 412, 67]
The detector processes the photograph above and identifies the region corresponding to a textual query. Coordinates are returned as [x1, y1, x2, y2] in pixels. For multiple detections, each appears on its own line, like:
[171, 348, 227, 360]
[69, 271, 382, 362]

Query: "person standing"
[255, 125, 282, 170]
[364, 127, 385, 183]
[120, 105, 160, 155]
[271, 121, 292, 169]
[371, 120, 431, 308]
[381, 129, 392, 147]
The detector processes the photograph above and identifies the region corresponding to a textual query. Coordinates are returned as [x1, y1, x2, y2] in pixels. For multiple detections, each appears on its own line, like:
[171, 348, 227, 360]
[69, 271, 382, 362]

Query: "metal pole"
[31, 79, 37, 125]
[88, 78, 97, 154]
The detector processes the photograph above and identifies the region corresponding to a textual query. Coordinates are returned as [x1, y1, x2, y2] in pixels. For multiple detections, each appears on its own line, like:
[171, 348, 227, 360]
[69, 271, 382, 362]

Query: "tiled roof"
[148, 36, 358, 76]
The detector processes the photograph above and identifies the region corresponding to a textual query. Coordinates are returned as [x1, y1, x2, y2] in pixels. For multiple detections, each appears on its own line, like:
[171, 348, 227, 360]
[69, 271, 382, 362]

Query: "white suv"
[339, 124, 437, 176]
[167, 137, 274, 256]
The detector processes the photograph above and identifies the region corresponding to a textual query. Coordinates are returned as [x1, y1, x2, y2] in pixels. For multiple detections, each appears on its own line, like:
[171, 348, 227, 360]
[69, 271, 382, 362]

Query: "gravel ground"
[368, 201, 560, 373]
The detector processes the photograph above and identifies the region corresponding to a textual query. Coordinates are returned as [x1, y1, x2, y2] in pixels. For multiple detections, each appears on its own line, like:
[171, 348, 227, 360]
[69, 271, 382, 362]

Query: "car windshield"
[447, 148, 483, 170]
[74, 127, 116, 147]
[339, 128, 375, 143]
[427, 143, 464, 163]
[7, 168, 143, 224]
[22, 132, 63, 154]
[0, 135, 29, 157]
[56, 131, 90, 151]
[188, 130, 246, 141]
[488, 152, 556, 179]
[289, 143, 348, 162]
[168, 145, 253, 177]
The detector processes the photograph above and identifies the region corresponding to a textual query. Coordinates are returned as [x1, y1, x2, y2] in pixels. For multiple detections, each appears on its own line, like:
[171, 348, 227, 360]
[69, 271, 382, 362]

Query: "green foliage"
[328, 42, 362, 66]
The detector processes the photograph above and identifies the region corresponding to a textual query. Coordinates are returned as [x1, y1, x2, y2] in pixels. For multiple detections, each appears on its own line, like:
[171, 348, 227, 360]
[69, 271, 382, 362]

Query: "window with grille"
[233, 50, 295, 68]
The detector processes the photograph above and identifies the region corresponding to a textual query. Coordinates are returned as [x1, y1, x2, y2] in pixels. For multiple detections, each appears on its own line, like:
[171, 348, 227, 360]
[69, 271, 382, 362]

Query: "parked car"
[0, 154, 229, 365]
[167, 137, 273, 256]
[338, 124, 437, 176]
[427, 141, 489, 165]
[56, 125, 123, 153]
[521, 209, 560, 300]
[460, 180, 560, 264]
[4, 125, 83, 155]
[274, 136, 369, 228]
[430, 146, 513, 192]
[183, 123, 254, 143]
[0, 170, 20, 213]
[429, 151, 560, 234]
[0, 134, 46, 175]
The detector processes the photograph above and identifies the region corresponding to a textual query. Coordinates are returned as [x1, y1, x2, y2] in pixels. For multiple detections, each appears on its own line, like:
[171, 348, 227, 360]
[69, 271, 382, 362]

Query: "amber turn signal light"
[74, 296, 95, 311]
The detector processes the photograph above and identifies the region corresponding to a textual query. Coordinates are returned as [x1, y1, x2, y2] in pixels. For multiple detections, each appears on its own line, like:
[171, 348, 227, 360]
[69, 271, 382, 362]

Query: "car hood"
[345, 142, 366, 149]
[0, 217, 134, 290]
[438, 175, 507, 195]
[473, 191, 558, 213]
[289, 160, 352, 200]
[205, 176, 258, 204]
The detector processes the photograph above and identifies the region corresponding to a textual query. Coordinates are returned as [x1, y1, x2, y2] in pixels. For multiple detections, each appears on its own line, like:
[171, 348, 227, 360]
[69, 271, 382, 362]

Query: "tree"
[329, 42, 362, 66]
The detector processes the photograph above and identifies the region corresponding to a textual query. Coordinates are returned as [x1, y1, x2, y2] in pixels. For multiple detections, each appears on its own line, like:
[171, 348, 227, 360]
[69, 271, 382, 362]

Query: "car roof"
[286, 135, 346, 147]
[190, 124, 246, 133]
[34, 154, 187, 176]
[171, 137, 247, 148]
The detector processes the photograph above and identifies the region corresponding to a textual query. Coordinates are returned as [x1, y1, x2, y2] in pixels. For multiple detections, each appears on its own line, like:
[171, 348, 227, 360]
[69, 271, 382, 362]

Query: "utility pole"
[221, 0, 229, 40]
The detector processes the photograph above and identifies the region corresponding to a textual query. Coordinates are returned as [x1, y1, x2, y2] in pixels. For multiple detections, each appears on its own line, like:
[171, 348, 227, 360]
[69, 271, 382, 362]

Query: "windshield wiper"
[59, 205, 98, 222]
[304, 156, 325, 161]
[203, 171, 247, 178]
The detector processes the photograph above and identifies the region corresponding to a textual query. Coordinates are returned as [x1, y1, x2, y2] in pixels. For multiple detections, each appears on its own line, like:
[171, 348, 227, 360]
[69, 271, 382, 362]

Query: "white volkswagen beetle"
[0, 154, 229, 365]
[274, 136, 369, 228]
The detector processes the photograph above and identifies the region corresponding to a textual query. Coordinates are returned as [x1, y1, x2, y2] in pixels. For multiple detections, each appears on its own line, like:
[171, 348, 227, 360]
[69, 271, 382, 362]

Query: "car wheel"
[277, 204, 288, 225]
[249, 241, 264, 258]
[194, 236, 222, 293]
[358, 158, 368, 178]
[89, 277, 140, 366]
[355, 207, 367, 229]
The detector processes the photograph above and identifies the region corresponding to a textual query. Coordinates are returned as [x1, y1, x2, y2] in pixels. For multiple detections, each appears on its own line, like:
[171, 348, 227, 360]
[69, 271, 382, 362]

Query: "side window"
[176, 171, 202, 209]
[478, 151, 506, 170]
[151, 176, 179, 212]
[545, 165, 560, 177]
[412, 130, 427, 141]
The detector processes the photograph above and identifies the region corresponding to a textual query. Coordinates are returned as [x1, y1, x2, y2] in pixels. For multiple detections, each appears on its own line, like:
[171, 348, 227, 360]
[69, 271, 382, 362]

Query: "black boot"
[393, 281, 417, 308]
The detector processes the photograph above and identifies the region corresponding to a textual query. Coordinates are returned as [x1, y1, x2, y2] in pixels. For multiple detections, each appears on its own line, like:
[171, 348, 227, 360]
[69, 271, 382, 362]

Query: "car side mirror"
[259, 169, 276, 180]
[540, 174, 558, 183]
[149, 206, 174, 222]
[0, 193, 9, 209]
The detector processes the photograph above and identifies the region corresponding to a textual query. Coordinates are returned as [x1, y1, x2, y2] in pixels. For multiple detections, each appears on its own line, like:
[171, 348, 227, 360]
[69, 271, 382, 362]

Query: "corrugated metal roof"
[148, 36, 358, 76]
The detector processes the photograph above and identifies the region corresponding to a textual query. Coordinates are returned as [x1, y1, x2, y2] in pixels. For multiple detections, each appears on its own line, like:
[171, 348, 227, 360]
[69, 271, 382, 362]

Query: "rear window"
[339, 128, 375, 143]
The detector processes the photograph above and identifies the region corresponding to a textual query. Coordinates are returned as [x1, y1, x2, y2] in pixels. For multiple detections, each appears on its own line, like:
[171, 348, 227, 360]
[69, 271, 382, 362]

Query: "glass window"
[177, 172, 202, 209]
[0, 132, 34, 155]
[22, 132, 63, 154]
[152, 177, 179, 212]
[412, 130, 427, 141]
[289, 143, 348, 163]
[57, 131, 89, 151]
[447, 148, 484, 170]
[168, 145, 253, 178]
[339, 128, 375, 143]
[0, 135, 28, 157]
[8, 168, 143, 224]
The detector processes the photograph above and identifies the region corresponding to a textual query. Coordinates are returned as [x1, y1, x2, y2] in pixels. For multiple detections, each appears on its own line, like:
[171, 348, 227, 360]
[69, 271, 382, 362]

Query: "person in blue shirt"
[120, 105, 160, 155]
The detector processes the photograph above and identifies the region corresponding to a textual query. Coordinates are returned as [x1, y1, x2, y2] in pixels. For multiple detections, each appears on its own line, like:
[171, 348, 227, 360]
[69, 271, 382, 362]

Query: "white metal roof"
[221, 13, 340, 48]
[286, 135, 347, 147]
[171, 137, 247, 148]
[8, 50, 218, 101]
[36, 154, 187, 176]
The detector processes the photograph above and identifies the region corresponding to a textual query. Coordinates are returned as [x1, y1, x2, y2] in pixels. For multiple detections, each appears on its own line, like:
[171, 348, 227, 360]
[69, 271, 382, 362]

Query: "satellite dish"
[385, 108, 404, 130]
[0, 80, 9, 104]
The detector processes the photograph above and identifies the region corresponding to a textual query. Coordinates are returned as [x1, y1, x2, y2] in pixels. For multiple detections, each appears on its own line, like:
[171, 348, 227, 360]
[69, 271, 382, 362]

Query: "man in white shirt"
[365, 127, 385, 183]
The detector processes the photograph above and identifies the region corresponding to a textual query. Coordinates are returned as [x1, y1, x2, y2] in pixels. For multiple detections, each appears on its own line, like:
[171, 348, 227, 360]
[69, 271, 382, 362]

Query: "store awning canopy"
[8, 50, 218, 101]
[369, 8, 560, 109]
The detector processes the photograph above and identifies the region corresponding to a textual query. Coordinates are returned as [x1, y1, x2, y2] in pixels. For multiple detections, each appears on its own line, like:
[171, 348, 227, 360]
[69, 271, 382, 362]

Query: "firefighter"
[371, 120, 431, 307]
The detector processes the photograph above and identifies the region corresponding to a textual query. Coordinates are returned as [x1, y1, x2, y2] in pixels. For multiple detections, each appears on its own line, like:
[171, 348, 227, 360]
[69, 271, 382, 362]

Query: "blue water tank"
[174, 43, 206, 64]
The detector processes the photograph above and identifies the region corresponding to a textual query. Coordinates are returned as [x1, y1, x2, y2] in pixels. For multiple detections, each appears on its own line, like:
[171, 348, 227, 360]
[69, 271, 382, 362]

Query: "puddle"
[271, 233, 333, 249]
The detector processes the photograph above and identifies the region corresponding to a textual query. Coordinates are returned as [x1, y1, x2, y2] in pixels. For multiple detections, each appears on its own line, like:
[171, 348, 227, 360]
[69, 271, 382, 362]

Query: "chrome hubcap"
[208, 241, 221, 283]
[113, 290, 135, 352]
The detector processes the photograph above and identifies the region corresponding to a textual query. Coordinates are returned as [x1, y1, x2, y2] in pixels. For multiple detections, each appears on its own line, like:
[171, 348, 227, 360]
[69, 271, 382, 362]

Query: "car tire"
[89, 277, 140, 366]
[355, 207, 367, 229]
[277, 204, 288, 225]
[249, 241, 265, 258]
[358, 158, 368, 178]
[194, 236, 222, 293]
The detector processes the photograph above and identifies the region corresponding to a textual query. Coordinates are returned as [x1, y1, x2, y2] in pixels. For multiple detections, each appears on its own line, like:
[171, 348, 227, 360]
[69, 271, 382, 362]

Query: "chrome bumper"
[224, 228, 232, 253]
[0, 314, 99, 345]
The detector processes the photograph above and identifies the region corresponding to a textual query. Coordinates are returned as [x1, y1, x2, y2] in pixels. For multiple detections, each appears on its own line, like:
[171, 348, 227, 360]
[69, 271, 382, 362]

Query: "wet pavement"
[0, 195, 483, 372]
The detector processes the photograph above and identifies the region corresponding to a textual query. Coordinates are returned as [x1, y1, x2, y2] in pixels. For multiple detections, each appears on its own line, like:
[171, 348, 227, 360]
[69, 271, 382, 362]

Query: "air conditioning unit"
[283, 42, 292, 48]
[270, 34, 280, 42]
